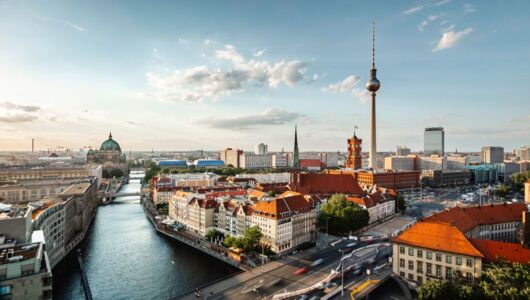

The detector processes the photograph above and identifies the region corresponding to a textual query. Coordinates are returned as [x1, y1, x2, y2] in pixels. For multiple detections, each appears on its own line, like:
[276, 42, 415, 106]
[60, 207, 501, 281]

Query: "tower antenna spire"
[371, 21, 376, 69]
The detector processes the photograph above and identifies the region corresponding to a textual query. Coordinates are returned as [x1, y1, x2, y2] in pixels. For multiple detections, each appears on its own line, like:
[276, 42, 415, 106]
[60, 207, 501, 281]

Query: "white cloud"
[197, 107, 310, 130]
[322, 75, 360, 93]
[463, 3, 476, 14]
[0, 101, 41, 112]
[203, 39, 211, 45]
[177, 38, 189, 44]
[418, 14, 441, 31]
[403, 4, 427, 14]
[253, 49, 266, 57]
[434, 0, 451, 6]
[0, 114, 38, 123]
[432, 27, 474, 52]
[146, 45, 309, 102]
[322, 75, 370, 103]
[441, 23, 456, 32]
[61, 20, 86, 32]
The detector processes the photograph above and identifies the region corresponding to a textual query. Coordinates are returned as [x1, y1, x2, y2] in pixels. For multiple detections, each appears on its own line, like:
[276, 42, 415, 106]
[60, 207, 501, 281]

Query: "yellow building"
[392, 222, 484, 288]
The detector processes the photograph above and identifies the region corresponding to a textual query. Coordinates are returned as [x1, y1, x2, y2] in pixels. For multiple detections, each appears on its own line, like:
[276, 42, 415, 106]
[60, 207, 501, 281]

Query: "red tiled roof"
[293, 173, 364, 195]
[392, 221, 484, 257]
[253, 194, 312, 219]
[470, 239, 530, 264]
[423, 203, 527, 233]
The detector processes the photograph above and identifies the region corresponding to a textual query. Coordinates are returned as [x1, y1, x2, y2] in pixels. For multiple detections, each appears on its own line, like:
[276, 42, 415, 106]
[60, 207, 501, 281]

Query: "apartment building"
[239, 153, 273, 170]
[0, 166, 93, 181]
[185, 198, 217, 236]
[0, 242, 53, 300]
[347, 188, 396, 224]
[0, 178, 93, 204]
[214, 200, 253, 237]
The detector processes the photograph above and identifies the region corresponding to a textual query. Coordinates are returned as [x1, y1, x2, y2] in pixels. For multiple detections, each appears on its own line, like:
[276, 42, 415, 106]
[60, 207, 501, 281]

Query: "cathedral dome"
[100, 132, 121, 152]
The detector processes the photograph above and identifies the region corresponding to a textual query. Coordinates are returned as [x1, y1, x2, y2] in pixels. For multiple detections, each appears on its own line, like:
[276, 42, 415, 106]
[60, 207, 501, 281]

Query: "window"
[446, 267, 452, 279]
[417, 250, 423, 258]
[435, 265, 442, 277]
[400, 259, 405, 268]
[466, 272, 473, 282]
[400, 271, 405, 277]
[466, 259, 473, 267]
[408, 261, 414, 270]
[417, 261, 423, 273]
[426, 251, 432, 260]
[408, 273, 414, 280]
[456, 257, 462, 265]
[399, 246, 405, 254]
[426, 263, 432, 275]
[417, 275, 423, 283]
[408, 248, 414, 256]
[436, 253, 441, 262]
[446, 255, 452, 264]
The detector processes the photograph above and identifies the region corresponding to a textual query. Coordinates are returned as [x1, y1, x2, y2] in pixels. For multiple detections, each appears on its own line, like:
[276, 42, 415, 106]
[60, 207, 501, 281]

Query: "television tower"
[366, 22, 381, 168]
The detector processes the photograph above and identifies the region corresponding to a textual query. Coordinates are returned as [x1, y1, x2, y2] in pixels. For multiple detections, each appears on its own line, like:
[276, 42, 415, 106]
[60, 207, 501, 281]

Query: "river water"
[52, 173, 238, 299]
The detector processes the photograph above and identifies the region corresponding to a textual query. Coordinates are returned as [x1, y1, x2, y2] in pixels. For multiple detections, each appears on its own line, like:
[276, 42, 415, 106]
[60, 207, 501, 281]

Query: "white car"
[310, 258, 324, 267]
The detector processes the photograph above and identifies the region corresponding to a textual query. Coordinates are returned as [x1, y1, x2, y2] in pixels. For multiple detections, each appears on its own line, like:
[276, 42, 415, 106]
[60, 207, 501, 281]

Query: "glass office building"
[424, 127, 445, 156]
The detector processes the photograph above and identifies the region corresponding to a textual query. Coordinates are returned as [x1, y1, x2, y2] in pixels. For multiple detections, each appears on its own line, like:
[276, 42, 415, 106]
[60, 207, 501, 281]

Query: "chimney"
[32, 138, 34, 153]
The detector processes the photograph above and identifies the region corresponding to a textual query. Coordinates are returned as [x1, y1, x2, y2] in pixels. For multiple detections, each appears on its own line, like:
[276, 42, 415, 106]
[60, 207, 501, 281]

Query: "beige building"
[392, 222, 484, 288]
[185, 198, 216, 236]
[0, 166, 91, 181]
[214, 200, 253, 237]
[384, 156, 415, 171]
[525, 181, 530, 204]
[0, 178, 93, 204]
[481, 146, 504, 164]
[0, 206, 33, 244]
[220, 148, 243, 168]
[0, 242, 53, 300]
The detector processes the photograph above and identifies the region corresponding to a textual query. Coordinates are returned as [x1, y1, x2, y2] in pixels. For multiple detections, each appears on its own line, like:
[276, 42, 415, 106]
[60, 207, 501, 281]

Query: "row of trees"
[418, 262, 530, 300]
[102, 168, 125, 179]
[510, 171, 530, 193]
[220, 226, 268, 253]
[318, 194, 369, 235]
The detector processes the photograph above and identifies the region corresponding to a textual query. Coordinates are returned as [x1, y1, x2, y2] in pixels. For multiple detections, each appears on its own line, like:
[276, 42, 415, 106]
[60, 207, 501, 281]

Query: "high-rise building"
[239, 153, 273, 170]
[254, 143, 268, 155]
[219, 148, 243, 168]
[346, 133, 362, 170]
[366, 23, 381, 168]
[292, 126, 300, 169]
[516, 146, 529, 161]
[424, 127, 445, 156]
[396, 146, 411, 156]
[481, 146, 504, 164]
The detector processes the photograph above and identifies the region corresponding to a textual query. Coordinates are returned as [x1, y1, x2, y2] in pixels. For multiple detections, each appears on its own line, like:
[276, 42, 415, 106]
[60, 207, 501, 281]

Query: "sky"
[0, 0, 529, 152]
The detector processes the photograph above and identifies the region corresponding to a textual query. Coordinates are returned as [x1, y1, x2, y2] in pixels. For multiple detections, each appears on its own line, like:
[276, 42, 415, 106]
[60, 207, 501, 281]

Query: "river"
[52, 172, 238, 299]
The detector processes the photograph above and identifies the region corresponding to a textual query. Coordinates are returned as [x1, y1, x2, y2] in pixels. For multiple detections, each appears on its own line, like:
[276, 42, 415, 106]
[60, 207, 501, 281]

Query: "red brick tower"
[346, 133, 362, 170]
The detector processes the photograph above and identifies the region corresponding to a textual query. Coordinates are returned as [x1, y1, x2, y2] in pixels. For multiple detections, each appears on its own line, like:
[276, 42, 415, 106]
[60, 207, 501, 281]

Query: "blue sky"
[0, 0, 528, 152]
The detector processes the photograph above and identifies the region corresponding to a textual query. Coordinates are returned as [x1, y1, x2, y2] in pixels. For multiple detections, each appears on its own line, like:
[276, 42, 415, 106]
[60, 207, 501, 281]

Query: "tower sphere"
[366, 72, 380, 92]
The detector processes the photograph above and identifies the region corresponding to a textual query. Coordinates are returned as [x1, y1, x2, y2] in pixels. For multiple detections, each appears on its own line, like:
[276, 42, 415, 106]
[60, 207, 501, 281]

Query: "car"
[294, 267, 307, 275]
[310, 258, 324, 267]
[297, 295, 309, 300]
[346, 242, 357, 248]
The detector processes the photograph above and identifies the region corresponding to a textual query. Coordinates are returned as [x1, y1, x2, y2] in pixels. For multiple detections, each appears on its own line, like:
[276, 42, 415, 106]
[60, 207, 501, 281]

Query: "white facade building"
[254, 143, 268, 155]
[239, 153, 273, 170]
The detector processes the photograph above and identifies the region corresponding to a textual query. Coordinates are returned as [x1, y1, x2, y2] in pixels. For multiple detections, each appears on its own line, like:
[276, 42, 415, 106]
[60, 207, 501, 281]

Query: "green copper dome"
[100, 132, 121, 152]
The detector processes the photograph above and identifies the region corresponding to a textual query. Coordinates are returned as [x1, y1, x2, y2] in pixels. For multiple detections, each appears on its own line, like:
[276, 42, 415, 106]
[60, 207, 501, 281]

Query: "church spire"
[109, 131, 113, 139]
[293, 125, 300, 169]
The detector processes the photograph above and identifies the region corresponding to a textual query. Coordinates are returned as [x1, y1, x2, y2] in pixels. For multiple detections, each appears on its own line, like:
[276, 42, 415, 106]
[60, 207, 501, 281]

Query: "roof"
[100, 133, 121, 152]
[253, 193, 312, 219]
[470, 239, 530, 264]
[293, 173, 364, 195]
[423, 203, 526, 233]
[158, 160, 187, 166]
[392, 221, 484, 258]
[61, 182, 91, 196]
[194, 159, 224, 166]
[188, 198, 217, 209]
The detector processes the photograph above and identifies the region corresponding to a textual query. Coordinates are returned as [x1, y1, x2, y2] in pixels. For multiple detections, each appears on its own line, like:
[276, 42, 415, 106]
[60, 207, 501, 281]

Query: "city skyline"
[0, 0, 529, 152]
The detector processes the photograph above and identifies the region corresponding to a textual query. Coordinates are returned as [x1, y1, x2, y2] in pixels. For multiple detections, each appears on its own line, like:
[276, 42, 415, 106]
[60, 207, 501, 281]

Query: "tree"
[318, 194, 369, 235]
[493, 184, 509, 198]
[243, 226, 263, 250]
[510, 171, 530, 193]
[267, 190, 276, 197]
[479, 262, 530, 299]
[418, 279, 475, 300]
[109, 168, 124, 178]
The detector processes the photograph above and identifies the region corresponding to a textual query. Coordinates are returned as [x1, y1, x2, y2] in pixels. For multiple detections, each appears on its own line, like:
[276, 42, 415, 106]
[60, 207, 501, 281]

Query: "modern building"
[446, 155, 468, 170]
[466, 165, 498, 184]
[235, 173, 290, 184]
[157, 160, 188, 170]
[254, 143, 268, 155]
[481, 146, 504, 164]
[346, 133, 363, 170]
[193, 159, 224, 169]
[384, 156, 415, 171]
[418, 155, 446, 171]
[220, 148, 243, 168]
[497, 162, 520, 183]
[0, 242, 53, 300]
[0, 206, 33, 244]
[424, 127, 445, 157]
[396, 146, 411, 156]
[516, 146, 529, 161]
[525, 181, 530, 204]
[272, 153, 290, 169]
[421, 170, 471, 187]
[355, 170, 420, 190]
[239, 154, 272, 170]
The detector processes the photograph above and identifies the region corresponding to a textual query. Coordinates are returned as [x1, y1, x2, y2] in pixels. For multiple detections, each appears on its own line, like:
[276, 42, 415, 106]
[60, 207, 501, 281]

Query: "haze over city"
[0, 0, 528, 152]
